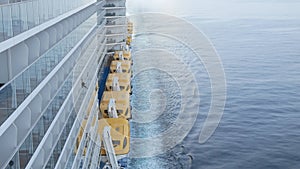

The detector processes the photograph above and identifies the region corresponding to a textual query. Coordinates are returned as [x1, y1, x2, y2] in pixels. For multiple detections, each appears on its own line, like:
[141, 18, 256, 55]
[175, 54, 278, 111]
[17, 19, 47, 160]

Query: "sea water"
[127, 0, 300, 168]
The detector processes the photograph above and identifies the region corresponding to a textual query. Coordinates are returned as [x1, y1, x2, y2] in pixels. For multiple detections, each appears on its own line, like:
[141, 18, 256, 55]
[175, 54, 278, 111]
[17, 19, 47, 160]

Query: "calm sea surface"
[127, 0, 300, 168]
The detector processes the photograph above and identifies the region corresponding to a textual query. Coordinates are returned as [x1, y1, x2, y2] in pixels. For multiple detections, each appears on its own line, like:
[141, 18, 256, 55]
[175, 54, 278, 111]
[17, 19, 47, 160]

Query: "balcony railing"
[0, 0, 96, 42]
[106, 29, 125, 35]
[0, 16, 99, 169]
[103, 2, 125, 8]
[0, 14, 97, 127]
[105, 18, 126, 26]
[106, 39, 125, 45]
[104, 12, 125, 17]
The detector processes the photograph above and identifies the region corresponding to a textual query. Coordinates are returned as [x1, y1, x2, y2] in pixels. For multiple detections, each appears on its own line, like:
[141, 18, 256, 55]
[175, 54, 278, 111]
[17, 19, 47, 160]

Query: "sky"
[127, 0, 300, 19]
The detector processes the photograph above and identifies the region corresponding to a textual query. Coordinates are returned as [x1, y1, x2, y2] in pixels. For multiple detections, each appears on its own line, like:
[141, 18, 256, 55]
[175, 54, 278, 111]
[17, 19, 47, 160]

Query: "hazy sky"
[127, 0, 300, 19]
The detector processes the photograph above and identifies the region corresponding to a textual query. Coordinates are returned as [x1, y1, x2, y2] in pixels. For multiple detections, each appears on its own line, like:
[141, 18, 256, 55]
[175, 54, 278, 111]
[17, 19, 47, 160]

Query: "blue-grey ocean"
[127, 0, 300, 168]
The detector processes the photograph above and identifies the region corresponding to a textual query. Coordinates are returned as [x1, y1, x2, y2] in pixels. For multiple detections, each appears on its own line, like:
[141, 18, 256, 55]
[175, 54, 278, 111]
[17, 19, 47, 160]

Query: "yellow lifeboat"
[98, 118, 130, 155]
[101, 91, 130, 105]
[126, 36, 132, 46]
[107, 73, 131, 83]
[100, 98, 131, 119]
[105, 76, 131, 93]
[127, 22, 133, 45]
[127, 22, 133, 34]
[110, 60, 132, 74]
[113, 51, 131, 61]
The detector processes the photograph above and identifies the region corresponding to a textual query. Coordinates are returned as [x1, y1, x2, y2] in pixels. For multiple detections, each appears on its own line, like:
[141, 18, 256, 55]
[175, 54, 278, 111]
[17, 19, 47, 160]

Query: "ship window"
[123, 137, 127, 149]
[112, 140, 121, 147]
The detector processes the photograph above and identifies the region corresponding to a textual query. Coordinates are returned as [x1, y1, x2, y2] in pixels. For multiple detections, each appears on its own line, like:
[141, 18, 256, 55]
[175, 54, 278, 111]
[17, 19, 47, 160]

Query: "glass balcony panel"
[48, 0, 53, 19]
[0, 13, 96, 127]
[45, 109, 76, 168]
[19, 133, 33, 169]
[0, 8, 5, 41]
[42, 0, 49, 21]
[28, 65, 38, 97]
[12, 72, 73, 169]
[54, 1, 61, 16]
[32, 113, 44, 148]
[26, 2, 34, 29]
[14, 75, 25, 107]
[38, 0, 44, 23]
[20, 3, 28, 32]
[11, 4, 21, 36]
[32, 1, 39, 26]
[5, 152, 19, 169]
[0, 85, 13, 125]
[0, 0, 97, 42]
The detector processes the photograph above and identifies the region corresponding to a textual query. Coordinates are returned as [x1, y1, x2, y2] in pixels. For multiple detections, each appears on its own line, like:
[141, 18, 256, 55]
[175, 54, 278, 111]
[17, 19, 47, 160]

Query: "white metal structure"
[118, 51, 124, 60]
[116, 62, 123, 73]
[103, 0, 127, 52]
[112, 77, 121, 91]
[108, 99, 118, 118]
[125, 45, 130, 52]
[102, 126, 119, 169]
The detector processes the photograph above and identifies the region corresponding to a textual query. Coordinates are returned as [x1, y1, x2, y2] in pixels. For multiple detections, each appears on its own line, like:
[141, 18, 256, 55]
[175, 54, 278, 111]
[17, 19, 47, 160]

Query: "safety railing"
[0, 13, 96, 127]
[0, 0, 96, 42]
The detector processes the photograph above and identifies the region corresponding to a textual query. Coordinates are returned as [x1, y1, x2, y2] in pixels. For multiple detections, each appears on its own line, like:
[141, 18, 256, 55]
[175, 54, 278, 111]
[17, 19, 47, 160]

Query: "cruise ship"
[0, 0, 132, 168]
